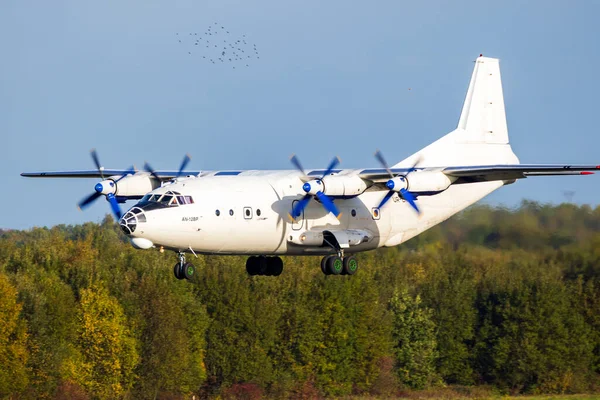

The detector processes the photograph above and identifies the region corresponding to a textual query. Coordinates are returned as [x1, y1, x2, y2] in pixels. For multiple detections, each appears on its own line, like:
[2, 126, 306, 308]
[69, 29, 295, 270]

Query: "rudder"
[457, 56, 509, 144]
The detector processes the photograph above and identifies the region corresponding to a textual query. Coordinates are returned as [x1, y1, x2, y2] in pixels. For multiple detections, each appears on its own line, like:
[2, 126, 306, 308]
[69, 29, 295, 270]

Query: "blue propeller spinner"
[77, 149, 134, 219]
[289, 155, 341, 221]
[374, 150, 421, 214]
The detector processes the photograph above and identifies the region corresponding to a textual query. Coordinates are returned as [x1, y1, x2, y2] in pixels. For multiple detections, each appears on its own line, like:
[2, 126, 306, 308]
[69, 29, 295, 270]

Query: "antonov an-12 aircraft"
[22, 56, 599, 281]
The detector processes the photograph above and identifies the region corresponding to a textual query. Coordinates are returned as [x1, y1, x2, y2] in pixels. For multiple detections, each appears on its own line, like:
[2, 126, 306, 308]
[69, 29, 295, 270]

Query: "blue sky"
[2, 0, 599, 229]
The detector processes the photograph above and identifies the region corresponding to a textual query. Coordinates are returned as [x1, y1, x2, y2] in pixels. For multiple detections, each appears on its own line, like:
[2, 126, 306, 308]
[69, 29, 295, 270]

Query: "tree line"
[0, 200, 599, 399]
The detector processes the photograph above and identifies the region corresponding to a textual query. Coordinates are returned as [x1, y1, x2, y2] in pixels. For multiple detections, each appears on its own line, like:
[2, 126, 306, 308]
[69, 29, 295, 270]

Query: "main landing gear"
[320, 254, 358, 276]
[174, 251, 196, 281]
[246, 256, 284, 276]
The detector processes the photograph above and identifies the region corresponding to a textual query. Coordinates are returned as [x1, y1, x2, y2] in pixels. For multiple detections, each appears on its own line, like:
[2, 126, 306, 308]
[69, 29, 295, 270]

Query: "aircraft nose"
[119, 207, 147, 235]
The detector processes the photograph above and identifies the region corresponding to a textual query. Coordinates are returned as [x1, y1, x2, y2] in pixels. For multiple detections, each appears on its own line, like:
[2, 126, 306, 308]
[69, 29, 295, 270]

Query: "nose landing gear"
[174, 251, 196, 281]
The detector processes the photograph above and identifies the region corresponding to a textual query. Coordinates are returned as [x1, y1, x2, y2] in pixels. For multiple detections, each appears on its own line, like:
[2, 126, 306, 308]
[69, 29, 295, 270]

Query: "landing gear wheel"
[246, 256, 259, 275]
[257, 256, 268, 275]
[343, 256, 358, 275]
[326, 256, 343, 275]
[173, 262, 185, 280]
[268, 257, 284, 276]
[321, 256, 329, 275]
[183, 262, 195, 280]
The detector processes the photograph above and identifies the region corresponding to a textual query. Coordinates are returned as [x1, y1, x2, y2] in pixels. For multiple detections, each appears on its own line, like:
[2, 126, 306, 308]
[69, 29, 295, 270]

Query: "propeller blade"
[321, 156, 340, 178]
[400, 188, 420, 214]
[114, 166, 135, 183]
[106, 194, 122, 220]
[78, 192, 102, 210]
[407, 155, 423, 174]
[289, 194, 311, 221]
[144, 162, 161, 181]
[290, 154, 306, 176]
[374, 150, 394, 178]
[90, 149, 105, 180]
[377, 191, 395, 209]
[177, 154, 191, 177]
[315, 191, 341, 218]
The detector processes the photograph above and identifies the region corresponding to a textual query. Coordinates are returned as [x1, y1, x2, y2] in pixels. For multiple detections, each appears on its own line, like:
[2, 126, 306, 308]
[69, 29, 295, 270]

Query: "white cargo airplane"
[22, 56, 598, 280]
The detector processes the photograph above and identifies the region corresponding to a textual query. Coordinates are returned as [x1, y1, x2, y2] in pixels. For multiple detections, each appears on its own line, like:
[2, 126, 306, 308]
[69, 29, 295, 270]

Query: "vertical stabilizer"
[393, 56, 518, 168]
[457, 56, 509, 144]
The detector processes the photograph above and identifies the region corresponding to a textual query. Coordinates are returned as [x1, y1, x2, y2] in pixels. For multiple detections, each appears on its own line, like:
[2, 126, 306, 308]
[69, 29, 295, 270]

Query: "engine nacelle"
[320, 175, 368, 196]
[406, 171, 454, 193]
[114, 174, 157, 197]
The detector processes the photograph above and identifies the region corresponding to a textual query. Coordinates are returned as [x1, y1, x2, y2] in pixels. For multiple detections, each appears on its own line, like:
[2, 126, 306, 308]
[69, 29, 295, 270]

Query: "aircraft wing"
[357, 164, 599, 183]
[442, 164, 600, 182]
[21, 170, 202, 180]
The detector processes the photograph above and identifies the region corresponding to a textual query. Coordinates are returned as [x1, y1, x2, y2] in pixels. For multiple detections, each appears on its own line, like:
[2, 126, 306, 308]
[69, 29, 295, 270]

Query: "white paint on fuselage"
[127, 170, 508, 256]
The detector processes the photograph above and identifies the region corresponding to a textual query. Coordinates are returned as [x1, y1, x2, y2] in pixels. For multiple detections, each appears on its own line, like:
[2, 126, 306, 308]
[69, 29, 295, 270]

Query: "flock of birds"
[176, 23, 260, 68]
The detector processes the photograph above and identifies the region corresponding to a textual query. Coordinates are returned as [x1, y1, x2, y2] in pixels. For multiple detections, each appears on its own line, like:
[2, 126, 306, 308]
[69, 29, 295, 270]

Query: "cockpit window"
[159, 195, 173, 205]
[139, 191, 193, 207]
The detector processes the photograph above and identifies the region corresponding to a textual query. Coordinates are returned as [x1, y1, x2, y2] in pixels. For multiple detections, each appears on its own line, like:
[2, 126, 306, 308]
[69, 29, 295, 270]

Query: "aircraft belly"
[385, 180, 505, 246]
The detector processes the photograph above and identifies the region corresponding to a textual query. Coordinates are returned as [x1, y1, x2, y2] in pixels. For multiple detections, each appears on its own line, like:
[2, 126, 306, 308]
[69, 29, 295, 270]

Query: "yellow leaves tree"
[0, 272, 29, 396]
[74, 284, 139, 399]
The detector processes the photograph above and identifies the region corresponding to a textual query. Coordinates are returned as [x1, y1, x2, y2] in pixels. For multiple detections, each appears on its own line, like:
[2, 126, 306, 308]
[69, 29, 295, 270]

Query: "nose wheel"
[174, 251, 196, 281]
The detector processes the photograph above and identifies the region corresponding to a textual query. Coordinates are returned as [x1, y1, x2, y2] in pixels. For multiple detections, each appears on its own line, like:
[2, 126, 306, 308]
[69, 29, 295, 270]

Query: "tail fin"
[393, 56, 519, 168]
[457, 56, 509, 144]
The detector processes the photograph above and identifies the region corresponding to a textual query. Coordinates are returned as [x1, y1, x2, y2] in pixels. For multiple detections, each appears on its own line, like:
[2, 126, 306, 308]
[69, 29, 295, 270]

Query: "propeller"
[144, 154, 192, 181]
[77, 149, 134, 219]
[374, 150, 421, 214]
[289, 155, 341, 221]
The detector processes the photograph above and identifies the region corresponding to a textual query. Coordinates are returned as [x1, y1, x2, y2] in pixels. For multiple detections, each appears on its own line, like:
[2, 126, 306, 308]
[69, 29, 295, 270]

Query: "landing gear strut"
[246, 256, 284, 276]
[174, 251, 196, 281]
[320, 254, 358, 276]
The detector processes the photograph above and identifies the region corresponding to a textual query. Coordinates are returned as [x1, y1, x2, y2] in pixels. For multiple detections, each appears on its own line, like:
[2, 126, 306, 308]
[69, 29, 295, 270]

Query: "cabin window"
[229, 209, 234, 216]
[372, 207, 380, 220]
[215, 210, 220, 216]
[244, 207, 252, 219]
[256, 209, 261, 216]
[351, 209, 357, 217]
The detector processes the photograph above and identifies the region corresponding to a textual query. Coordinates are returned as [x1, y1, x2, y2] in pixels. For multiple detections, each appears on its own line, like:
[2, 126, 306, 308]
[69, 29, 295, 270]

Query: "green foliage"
[0, 272, 29, 397]
[390, 288, 439, 389]
[1, 202, 600, 397]
[75, 284, 139, 399]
